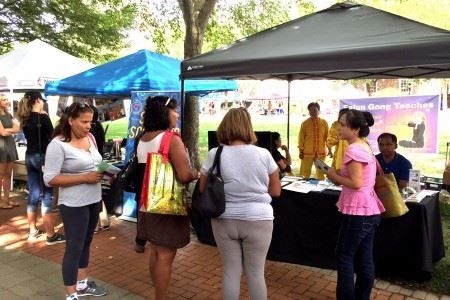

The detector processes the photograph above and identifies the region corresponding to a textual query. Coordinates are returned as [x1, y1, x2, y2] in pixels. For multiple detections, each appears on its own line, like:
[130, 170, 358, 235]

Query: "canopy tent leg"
[181, 79, 185, 137]
[287, 77, 292, 150]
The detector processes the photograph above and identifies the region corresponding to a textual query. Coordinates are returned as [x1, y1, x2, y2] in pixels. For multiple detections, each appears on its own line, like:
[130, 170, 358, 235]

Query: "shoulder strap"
[158, 131, 179, 161]
[375, 157, 384, 175]
[87, 132, 97, 148]
[133, 131, 144, 154]
[210, 146, 223, 176]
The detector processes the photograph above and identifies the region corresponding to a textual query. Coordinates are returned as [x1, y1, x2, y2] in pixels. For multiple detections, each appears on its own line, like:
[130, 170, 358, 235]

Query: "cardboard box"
[443, 170, 450, 185]
[13, 160, 27, 181]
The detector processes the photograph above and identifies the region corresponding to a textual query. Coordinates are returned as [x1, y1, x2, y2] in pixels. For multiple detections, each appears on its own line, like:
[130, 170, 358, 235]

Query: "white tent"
[0, 39, 94, 91]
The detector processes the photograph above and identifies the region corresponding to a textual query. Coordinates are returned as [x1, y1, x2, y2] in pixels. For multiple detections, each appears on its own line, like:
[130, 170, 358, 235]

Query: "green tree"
[0, 0, 136, 63]
[175, 0, 313, 167]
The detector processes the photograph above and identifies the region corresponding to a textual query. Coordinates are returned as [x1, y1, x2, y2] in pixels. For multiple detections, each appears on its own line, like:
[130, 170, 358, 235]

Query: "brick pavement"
[0, 192, 448, 300]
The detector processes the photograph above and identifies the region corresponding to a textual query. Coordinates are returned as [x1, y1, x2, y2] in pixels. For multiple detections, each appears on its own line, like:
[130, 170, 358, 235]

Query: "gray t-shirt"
[43, 136, 102, 207]
[201, 144, 278, 221]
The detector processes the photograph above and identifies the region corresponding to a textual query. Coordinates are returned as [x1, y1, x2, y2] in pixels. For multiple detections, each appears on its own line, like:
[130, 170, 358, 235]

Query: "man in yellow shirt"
[298, 102, 329, 179]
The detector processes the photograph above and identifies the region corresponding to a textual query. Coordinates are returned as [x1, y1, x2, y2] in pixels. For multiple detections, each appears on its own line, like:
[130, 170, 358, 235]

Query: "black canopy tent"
[181, 2, 450, 80]
[180, 2, 450, 144]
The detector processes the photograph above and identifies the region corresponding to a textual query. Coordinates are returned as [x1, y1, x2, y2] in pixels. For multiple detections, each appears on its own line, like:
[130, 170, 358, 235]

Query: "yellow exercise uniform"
[326, 120, 348, 172]
[298, 117, 329, 179]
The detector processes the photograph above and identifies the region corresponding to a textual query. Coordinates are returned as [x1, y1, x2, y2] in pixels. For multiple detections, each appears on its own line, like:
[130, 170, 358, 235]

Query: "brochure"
[97, 161, 121, 177]
[314, 158, 331, 174]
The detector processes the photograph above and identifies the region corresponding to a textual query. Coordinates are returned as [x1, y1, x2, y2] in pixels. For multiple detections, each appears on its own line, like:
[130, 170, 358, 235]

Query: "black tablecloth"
[191, 189, 445, 281]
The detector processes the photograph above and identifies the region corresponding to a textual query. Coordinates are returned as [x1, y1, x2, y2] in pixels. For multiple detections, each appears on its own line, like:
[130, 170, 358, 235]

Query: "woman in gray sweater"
[44, 102, 107, 300]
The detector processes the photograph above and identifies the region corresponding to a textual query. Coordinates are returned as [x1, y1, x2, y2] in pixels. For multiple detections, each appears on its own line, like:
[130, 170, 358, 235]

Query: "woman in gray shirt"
[199, 108, 281, 299]
[44, 102, 106, 300]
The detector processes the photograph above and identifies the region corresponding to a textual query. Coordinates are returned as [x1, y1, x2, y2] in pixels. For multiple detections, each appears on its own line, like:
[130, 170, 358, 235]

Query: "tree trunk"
[178, 0, 217, 169]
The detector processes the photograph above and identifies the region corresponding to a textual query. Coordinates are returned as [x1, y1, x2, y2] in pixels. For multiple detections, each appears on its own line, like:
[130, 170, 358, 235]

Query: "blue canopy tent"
[45, 49, 237, 96]
[45, 50, 236, 219]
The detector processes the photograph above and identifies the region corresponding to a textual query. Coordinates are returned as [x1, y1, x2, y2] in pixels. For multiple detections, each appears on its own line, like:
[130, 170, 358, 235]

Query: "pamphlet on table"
[405, 189, 439, 203]
[282, 179, 332, 193]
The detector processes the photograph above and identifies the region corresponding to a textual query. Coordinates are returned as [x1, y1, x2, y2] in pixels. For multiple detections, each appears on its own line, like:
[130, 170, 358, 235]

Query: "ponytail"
[17, 95, 33, 126]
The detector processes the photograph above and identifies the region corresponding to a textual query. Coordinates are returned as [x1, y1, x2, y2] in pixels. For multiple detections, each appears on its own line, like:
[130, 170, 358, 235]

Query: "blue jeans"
[26, 153, 53, 214]
[336, 214, 381, 300]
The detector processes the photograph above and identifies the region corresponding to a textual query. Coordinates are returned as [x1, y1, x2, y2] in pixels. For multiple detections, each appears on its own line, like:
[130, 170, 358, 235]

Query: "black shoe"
[134, 243, 145, 253]
[46, 233, 66, 245]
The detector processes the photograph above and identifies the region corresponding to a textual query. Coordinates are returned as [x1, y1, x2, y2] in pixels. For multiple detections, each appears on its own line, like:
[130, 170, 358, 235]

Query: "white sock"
[66, 292, 78, 300]
[76, 278, 88, 290]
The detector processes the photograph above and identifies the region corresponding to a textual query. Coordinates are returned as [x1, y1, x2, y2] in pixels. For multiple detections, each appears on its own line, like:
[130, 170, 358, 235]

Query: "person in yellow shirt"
[298, 102, 329, 179]
[326, 108, 349, 172]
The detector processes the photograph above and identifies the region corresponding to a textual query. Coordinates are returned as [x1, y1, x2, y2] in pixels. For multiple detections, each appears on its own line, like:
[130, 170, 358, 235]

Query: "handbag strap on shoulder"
[159, 130, 179, 158]
[210, 146, 224, 176]
[375, 158, 385, 175]
[87, 132, 97, 149]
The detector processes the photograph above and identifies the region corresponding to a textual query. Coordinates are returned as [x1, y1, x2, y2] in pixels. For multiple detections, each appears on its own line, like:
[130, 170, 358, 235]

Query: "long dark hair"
[88, 104, 105, 155]
[344, 109, 374, 138]
[142, 96, 177, 131]
[53, 102, 93, 142]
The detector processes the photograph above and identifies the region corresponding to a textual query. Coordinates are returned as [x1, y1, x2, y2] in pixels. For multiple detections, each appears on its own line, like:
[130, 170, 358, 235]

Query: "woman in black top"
[271, 132, 292, 177]
[87, 104, 109, 231]
[18, 91, 64, 244]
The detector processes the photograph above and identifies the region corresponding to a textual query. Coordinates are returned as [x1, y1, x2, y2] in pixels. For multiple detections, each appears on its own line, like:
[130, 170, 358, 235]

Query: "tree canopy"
[0, 0, 136, 63]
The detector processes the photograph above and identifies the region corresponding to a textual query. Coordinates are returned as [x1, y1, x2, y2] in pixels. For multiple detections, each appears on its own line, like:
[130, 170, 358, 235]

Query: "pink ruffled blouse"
[336, 143, 385, 216]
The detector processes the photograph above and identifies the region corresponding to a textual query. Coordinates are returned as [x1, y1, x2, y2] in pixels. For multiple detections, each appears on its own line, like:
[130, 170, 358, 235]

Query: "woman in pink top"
[327, 109, 385, 300]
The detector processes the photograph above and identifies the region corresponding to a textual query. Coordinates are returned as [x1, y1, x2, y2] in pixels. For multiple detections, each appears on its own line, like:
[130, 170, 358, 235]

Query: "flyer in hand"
[313, 158, 330, 174]
[97, 161, 121, 177]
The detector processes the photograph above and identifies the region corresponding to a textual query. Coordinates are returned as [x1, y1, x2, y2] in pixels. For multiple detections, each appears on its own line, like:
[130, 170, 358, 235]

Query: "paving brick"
[399, 288, 414, 296]
[389, 294, 405, 300]
[412, 290, 428, 299]
[387, 285, 402, 293]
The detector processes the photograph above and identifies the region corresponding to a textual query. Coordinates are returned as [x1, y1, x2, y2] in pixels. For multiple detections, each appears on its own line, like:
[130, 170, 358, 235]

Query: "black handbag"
[192, 146, 225, 218]
[117, 135, 141, 193]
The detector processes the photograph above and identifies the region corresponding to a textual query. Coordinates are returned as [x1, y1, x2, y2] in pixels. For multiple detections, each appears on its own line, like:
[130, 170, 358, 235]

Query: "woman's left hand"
[281, 145, 288, 151]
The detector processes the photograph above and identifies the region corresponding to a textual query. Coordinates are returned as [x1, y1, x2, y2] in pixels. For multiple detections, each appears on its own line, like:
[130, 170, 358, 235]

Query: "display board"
[340, 95, 439, 153]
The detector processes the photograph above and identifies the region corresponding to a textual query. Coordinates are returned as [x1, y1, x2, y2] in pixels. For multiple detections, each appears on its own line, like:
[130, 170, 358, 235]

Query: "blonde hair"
[17, 94, 33, 126]
[0, 93, 8, 115]
[217, 108, 257, 145]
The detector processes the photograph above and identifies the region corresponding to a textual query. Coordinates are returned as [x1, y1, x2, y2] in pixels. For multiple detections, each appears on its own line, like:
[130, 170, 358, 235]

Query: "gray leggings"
[211, 218, 273, 300]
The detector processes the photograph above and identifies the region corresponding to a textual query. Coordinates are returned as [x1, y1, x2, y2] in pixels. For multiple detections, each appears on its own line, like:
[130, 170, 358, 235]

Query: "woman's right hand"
[84, 171, 103, 184]
[326, 168, 339, 185]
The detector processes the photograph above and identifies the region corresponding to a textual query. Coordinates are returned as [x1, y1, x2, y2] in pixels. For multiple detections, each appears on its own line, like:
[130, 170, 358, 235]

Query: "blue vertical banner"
[121, 91, 181, 219]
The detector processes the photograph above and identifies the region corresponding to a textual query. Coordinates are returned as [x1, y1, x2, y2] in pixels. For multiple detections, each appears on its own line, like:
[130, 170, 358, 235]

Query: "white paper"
[281, 176, 303, 182]
[327, 184, 343, 191]
[282, 181, 313, 193]
[405, 189, 438, 203]
[408, 169, 421, 192]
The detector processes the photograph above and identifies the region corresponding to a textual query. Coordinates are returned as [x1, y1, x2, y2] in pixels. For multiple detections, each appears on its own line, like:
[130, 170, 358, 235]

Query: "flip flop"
[8, 201, 20, 207]
[0, 204, 13, 209]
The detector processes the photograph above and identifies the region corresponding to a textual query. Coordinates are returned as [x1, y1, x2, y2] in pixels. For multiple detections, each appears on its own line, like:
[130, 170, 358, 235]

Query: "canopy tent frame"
[180, 2, 450, 146]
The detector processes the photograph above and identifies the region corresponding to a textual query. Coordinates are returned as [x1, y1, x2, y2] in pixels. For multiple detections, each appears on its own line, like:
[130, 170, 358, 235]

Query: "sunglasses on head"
[66, 102, 87, 114]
